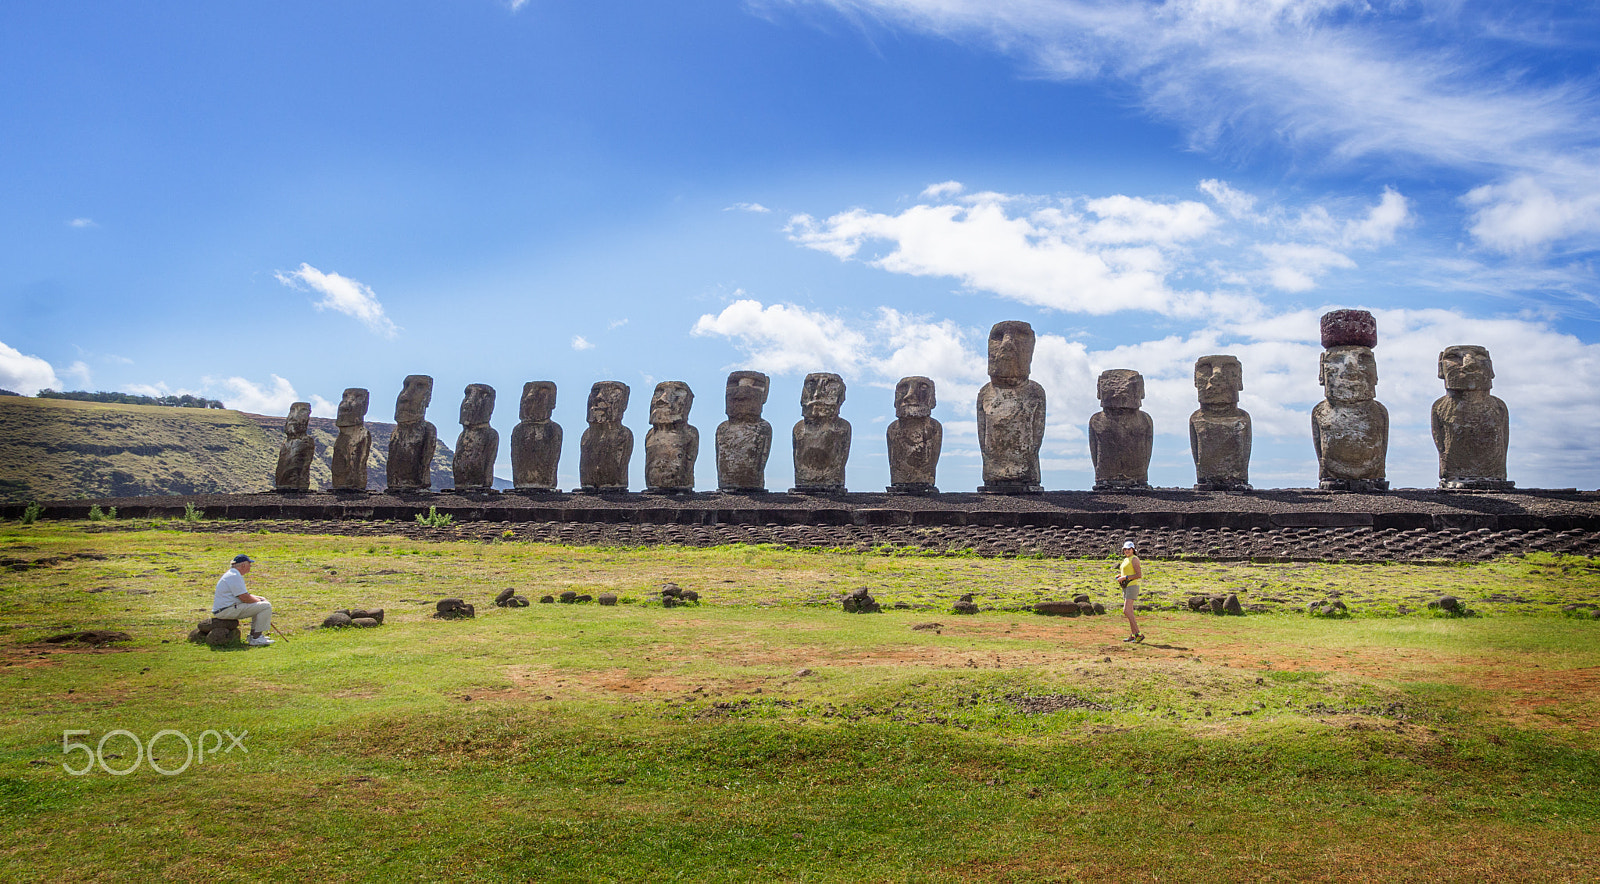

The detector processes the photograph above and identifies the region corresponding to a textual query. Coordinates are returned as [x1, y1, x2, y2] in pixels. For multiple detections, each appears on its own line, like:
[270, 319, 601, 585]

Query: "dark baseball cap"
[232, 554, 255, 564]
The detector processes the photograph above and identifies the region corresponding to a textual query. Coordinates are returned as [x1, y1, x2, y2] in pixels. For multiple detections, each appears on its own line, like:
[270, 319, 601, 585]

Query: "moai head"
[459, 384, 495, 426]
[724, 370, 770, 419]
[336, 387, 369, 428]
[587, 381, 629, 424]
[519, 381, 557, 422]
[1097, 369, 1145, 409]
[894, 376, 936, 420]
[1194, 355, 1243, 406]
[1439, 345, 1494, 392]
[285, 401, 311, 437]
[800, 372, 846, 421]
[1319, 347, 1378, 403]
[987, 321, 1036, 385]
[649, 381, 693, 426]
[395, 375, 434, 423]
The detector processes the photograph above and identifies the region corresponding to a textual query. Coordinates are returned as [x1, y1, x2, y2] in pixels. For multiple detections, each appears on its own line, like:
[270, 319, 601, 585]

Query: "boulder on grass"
[495, 587, 517, 606]
[842, 587, 881, 614]
[350, 617, 380, 628]
[322, 612, 353, 628]
[598, 593, 618, 606]
[952, 600, 979, 615]
[1223, 593, 1243, 616]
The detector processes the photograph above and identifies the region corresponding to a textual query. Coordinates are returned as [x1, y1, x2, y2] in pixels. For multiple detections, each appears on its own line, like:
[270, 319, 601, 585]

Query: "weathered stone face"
[1440, 345, 1494, 391]
[1189, 355, 1251, 490]
[1194, 355, 1242, 406]
[650, 381, 694, 426]
[888, 376, 941, 490]
[800, 372, 845, 421]
[894, 376, 935, 419]
[459, 384, 495, 427]
[519, 381, 556, 422]
[579, 381, 632, 490]
[1097, 369, 1144, 410]
[336, 388, 369, 428]
[1320, 347, 1379, 403]
[511, 382, 560, 490]
[1089, 371, 1152, 490]
[395, 375, 433, 424]
[331, 419, 372, 491]
[987, 321, 1036, 385]
[793, 373, 851, 491]
[587, 381, 629, 425]
[1433, 345, 1509, 488]
[645, 382, 698, 493]
[725, 370, 769, 419]
[274, 401, 315, 491]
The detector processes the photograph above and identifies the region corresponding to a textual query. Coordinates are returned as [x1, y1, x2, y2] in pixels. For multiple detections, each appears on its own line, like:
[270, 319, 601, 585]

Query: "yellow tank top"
[1119, 556, 1140, 584]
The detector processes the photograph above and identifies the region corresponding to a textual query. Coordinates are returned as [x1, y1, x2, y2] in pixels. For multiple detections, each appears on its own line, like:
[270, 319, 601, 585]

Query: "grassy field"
[2, 521, 1598, 882]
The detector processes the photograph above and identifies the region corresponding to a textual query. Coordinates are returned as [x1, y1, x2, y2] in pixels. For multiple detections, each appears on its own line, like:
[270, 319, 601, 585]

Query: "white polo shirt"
[213, 567, 248, 612]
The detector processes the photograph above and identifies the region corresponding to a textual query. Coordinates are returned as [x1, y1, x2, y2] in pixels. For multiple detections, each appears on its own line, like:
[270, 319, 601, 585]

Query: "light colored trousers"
[214, 600, 272, 634]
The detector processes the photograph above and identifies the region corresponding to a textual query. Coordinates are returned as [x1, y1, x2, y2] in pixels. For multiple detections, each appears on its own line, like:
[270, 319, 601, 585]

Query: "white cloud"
[62, 361, 92, 387]
[788, 0, 1600, 252]
[571, 335, 594, 351]
[920, 180, 964, 199]
[0, 341, 61, 395]
[273, 263, 399, 338]
[1255, 243, 1356, 292]
[68, 218, 96, 229]
[203, 374, 304, 415]
[608, 318, 629, 329]
[727, 202, 773, 213]
[1198, 179, 1257, 220]
[691, 298, 872, 374]
[1342, 187, 1411, 247]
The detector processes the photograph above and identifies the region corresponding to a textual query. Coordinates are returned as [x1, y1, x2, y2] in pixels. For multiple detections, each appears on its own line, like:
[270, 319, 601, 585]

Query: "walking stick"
[270, 622, 291, 641]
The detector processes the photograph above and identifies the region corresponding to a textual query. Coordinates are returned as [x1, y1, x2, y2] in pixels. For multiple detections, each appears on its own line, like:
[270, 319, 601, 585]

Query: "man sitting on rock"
[213, 554, 273, 646]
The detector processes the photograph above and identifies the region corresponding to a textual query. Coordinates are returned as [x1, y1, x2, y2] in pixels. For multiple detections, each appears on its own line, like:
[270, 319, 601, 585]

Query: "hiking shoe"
[247, 635, 274, 646]
[1122, 635, 1139, 642]
[1134, 633, 1145, 643]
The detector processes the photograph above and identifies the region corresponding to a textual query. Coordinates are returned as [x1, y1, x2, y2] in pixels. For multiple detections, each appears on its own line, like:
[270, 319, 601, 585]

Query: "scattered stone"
[322, 613, 353, 628]
[350, 617, 379, 628]
[495, 587, 517, 605]
[598, 593, 617, 606]
[539, 595, 554, 604]
[433, 598, 475, 619]
[350, 608, 384, 624]
[842, 586, 881, 613]
[1073, 594, 1090, 603]
[795, 668, 814, 677]
[1034, 601, 1081, 617]
[1307, 599, 1349, 618]
[574, 594, 593, 604]
[952, 599, 979, 615]
[1223, 593, 1243, 616]
[559, 591, 578, 604]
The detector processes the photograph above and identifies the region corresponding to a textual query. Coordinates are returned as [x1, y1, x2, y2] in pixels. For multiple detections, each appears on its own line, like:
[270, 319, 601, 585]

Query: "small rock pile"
[842, 586, 881, 613]
[952, 593, 979, 615]
[433, 598, 476, 619]
[659, 583, 699, 607]
[1306, 598, 1349, 617]
[1427, 595, 1479, 617]
[1561, 603, 1600, 620]
[322, 607, 384, 628]
[1187, 593, 1245, 615]
[1034, 594, 1106, 617]
[188, 618, 242, 646]
[494, 587, 531, 608]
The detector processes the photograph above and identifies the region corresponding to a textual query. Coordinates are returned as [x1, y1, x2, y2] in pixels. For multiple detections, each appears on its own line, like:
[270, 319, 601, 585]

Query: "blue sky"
[3, 0, 1598, 491]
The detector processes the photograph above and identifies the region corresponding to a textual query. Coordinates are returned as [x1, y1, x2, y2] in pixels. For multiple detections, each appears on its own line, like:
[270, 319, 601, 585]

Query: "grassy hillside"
[0, 396, 456, 503]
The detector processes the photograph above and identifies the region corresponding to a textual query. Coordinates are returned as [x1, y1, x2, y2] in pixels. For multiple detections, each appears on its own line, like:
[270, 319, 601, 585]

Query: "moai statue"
[716, 370, 772, 493]
[274, 401, 315, 492]
[1088, 370, 1153, 491]
[1312, 310, 1388, 492]
[645, 381, 698, 494]
[510, 381, 562, 491]
[976, 321, 1046, 493]
[330, 388, 372, 492]
[791, 372, 851, 493]
[1189, 356, 1252, 491]
[451, 384, 498, 492]
[1432, 345, 1512, 490]
[578, 381, 631, 492]
[387, 374, 438, 492]
[886, 376, 942, 494]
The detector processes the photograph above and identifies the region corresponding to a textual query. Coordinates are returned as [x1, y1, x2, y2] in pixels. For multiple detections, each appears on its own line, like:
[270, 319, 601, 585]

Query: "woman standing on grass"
[1117, 540, 1143, 643]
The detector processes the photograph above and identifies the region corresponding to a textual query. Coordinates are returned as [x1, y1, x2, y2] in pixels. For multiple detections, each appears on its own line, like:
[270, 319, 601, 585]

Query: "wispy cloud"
[198, 374, 333, 416]
[571, 335, 595, 351]
[68, 218, 97, 229]
[785, 0, 1600, 253]
[726, 202, 773, 213]
[274, 263, 399, 338]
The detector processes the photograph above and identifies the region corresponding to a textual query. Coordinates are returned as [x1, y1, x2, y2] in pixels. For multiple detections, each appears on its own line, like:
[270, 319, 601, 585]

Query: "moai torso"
[510, 381, 562, 490]
[1431, 345, 1510, 488]
[387, 375, 438, 491]
[886, 376, 941, 490]
[1312, 326, 1388, 489]
[579, 381, 632, 491]
[791, 372, 851, 491]
[977, 321, 1046, 490]
[331, 388, 372, 491]
[452, 383, 498, 491]
[1088, 370, 1152, 490]
[715, 371, 772, 492]
[1188, 356, 1252, 490]
[274, 401, 315, 492]
[644, 381, 698, 492]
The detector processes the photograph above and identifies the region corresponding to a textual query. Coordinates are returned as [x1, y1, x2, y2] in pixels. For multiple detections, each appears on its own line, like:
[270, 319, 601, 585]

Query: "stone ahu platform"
[9, 489, 1598, 562]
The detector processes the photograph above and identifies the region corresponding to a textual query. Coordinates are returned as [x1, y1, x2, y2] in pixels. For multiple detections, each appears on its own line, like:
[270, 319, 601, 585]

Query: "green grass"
[2, 522, 1598, 882]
